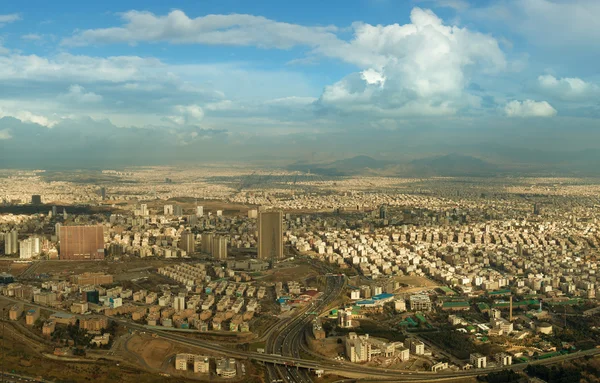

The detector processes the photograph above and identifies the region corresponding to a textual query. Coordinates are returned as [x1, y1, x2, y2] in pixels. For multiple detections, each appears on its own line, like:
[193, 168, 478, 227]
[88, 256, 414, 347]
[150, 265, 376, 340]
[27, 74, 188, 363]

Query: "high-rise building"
[31, 195, 42, 205]
[188, 215, 198, 226]
[52, 206, 57, 217]
[248, 209, 258, 219]
[174, 294, 186, 312]
[196, 206, 204, 217]
[19, 237, 40, 259]
[201, 233, 214, 254]
[59, 225, 105, 260]
[63, 208, 68, 220]
[179, 231, 195, 254]
[211, 236, 227, 260]
[173, 205, 183, 216]
[5, 230, 18, 255]
[379, 205, 387, 220]
[164, 205, 174, 215]
[99, 187, 106, 200]
[55, 223, 61, 237]
[258, 211, 283, 261]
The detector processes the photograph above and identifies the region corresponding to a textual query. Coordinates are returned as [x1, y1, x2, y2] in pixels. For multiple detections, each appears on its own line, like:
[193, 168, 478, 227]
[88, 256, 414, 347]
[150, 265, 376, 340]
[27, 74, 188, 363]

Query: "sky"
[1, 0, 600, 167]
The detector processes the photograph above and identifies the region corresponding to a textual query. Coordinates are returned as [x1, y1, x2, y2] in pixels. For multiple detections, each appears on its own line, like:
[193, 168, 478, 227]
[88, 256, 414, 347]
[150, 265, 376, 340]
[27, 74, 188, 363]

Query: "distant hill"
[408, 154, 499, 176]
[287, 155, 390, 176]
[287, 154, 502, 177]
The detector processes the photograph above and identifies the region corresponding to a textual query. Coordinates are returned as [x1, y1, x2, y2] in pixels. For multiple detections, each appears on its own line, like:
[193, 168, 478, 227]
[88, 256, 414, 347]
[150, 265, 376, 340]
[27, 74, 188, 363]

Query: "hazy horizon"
[1, 0, 599, 174]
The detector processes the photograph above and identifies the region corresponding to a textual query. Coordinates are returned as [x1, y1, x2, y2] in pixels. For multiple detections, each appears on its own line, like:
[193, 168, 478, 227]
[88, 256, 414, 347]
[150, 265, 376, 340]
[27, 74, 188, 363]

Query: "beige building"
[470, 353, 487, 369]
[79, 316, 108, 331]
[216, 358, 237, 378]
[345, 333, 395, 363]
[212, 235, 228, 260]
[25, 309, 39, 326]
[42, 320, 56, 336]
[91, 333, 111, 346]
[9, 304, 23, 320]
[404, 339, 425, 355]
[179, 231, 195, 254]
[175, 354, 210, 373]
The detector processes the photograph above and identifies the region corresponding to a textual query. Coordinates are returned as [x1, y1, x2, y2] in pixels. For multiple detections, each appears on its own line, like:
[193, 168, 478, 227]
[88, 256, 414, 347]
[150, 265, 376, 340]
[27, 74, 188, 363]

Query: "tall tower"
[179, 231, 195, 254]
[509, 296, 513, 322]
[5, 230, 18, 255]
[211, 236, 228, 260]
[258, 211, 283, 263]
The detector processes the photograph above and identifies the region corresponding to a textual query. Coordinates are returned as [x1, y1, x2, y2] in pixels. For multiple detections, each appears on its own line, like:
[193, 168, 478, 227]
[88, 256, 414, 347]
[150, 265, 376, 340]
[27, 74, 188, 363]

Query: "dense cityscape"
[1, 0, 599, 382]
[0, 167, 599, 383]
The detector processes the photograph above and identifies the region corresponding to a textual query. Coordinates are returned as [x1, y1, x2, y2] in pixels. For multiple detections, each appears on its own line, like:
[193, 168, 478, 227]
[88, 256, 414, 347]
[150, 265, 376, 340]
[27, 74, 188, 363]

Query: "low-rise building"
[91, 333, 111, 346]
[216, 358, 237, 378]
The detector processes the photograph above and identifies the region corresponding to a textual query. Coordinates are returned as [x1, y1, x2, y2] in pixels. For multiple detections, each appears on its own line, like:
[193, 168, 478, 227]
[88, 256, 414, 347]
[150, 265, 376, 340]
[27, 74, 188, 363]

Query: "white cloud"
[62, 10, 339, 49]
[167, 104, 205, 125]
[0, 107, 58, 127]
[504, 99, 557, 117]
[0, 14, 21, 27]
[537, 74, 598, 100]
[0, 129, 11, 140]
[60, 84, 103, 103]
[0, 53, 164, 83]
[316, 7, 506, 116]
[22, 33, 43, 41]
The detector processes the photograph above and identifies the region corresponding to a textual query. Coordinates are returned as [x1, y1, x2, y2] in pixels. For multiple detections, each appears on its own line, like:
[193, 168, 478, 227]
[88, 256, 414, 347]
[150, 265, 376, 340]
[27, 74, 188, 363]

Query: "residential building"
[470, 353, 487, 369]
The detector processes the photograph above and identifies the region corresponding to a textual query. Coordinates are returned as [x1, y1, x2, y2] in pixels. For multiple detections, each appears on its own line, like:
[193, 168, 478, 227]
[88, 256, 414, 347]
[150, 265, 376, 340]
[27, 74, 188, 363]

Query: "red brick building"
[60, 225, 105, 260]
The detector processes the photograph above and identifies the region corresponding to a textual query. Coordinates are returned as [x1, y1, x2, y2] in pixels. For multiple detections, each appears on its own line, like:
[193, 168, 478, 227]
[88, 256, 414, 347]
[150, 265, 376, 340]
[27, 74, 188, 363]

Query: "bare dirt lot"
[0, 259, 30, 276]
[260, 261, 319, 283]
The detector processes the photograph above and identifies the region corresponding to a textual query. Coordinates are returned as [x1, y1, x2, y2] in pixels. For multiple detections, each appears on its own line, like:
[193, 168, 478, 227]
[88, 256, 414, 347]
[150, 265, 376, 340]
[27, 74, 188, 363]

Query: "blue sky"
[0, 0, 599, 159]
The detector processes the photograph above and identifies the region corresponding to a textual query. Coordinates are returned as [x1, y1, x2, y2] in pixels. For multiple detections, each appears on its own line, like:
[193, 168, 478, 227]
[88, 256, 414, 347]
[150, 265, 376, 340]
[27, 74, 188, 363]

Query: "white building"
[216, 358, 237, 378]
[409, 294, 432, 311]
[19, 237, 40, 259]
[174, 295, 186, 312]
[495, 353, 512, 366]
[404, 339, 424, 355]
[470, 353, 487, 369]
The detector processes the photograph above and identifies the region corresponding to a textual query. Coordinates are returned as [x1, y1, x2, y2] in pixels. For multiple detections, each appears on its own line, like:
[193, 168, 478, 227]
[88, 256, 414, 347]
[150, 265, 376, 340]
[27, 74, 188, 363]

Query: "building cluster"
[174, 354, 237, 378]
[292, 217, 600, 301]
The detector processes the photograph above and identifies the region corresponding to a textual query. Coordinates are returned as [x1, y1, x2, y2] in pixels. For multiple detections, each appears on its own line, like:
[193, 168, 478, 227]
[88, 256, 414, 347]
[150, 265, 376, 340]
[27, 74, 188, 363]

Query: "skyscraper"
[201, 233, 214, 254]
[19, 237, 40, 259]
[179, 231, 195, 254]
[258, 211, 283, 261]
[99, 187, 106, 200]
[211, 236, 227, 260]
[59, 225, 105, 260]
[173, 205, 183, 216]
[164, 205, 174, 215]
[196, 206, 204, 217]
[379, 205, 388, 220]
[5, 230, 18, 255]
[31, 195, 42, 205]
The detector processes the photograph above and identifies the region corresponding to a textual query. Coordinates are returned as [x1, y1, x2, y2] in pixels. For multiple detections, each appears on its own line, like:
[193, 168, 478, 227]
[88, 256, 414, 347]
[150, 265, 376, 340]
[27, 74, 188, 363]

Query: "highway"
[2, 290, 600, 381]
[266, 274, 345, 383]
